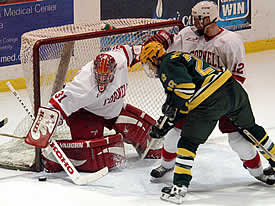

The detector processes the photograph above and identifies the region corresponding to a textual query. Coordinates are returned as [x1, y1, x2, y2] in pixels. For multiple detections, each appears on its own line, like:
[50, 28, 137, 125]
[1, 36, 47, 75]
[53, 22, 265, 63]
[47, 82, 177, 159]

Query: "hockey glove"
[143, 30, 174, 50]
[149, 116, 175, 139]
[162, 94, 178, 122]
[162, 103, 178, 122]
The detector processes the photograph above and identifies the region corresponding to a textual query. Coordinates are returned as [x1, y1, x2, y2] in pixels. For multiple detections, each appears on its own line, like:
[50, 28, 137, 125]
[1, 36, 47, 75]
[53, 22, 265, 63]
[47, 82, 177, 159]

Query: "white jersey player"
[168, 26, 246, 83]
[145, 0, 275, 187]
[41, 45, 162, 173]
[50, 50, 128, 120]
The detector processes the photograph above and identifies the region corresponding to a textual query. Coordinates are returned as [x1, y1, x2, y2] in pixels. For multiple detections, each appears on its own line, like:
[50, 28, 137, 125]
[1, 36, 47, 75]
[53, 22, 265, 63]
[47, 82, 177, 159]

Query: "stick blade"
[73, 167, 108, 185]
[140, 138, 157, 160]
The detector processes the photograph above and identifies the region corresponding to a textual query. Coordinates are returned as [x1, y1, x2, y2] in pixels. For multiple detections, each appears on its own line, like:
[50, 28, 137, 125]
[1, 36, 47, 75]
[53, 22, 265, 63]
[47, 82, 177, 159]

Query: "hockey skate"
[160, 184, 187, 204]
[255, 166, 275, 185]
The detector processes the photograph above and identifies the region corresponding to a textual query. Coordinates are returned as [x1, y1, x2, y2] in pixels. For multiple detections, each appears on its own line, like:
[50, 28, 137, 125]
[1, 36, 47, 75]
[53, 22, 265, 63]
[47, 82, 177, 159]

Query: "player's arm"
[49, 61, 95, 120]
[143, 30, 174, 50]
[111, 44, 142, 67]
[162, 55, 196, 114]
[222, 35, 246, 84]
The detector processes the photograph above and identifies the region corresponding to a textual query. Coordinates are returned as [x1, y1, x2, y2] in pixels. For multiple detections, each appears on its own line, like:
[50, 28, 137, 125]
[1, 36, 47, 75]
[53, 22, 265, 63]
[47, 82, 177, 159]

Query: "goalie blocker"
[25, 107, 60, 148]
[32, 104, 161, 173]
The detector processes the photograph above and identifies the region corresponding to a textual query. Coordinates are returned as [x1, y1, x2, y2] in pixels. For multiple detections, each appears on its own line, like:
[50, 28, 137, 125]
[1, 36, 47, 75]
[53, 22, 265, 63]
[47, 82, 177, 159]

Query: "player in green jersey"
[140, 41, 275, 204]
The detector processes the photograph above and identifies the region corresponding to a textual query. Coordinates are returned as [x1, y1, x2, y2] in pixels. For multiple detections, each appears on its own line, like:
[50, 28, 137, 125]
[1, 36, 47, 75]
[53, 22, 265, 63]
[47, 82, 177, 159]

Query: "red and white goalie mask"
[94, 53, 117, 93]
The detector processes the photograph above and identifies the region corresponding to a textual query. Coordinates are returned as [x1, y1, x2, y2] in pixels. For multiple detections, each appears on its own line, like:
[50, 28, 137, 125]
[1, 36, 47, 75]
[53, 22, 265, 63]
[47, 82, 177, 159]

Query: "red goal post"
[1, 18, 183, 171]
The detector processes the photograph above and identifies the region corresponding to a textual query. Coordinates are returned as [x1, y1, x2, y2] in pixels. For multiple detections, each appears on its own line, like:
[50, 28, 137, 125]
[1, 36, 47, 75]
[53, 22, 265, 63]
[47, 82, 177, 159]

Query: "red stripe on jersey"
[204, 28, 224, 42]
[49, 98, 68, 120]
[232, 74, 246, 84]
[120, 45, 130, 66]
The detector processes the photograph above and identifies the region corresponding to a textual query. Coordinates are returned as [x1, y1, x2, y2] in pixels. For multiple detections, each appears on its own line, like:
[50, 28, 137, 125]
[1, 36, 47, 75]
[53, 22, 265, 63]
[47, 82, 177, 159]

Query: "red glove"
[143, 30, 174, 50]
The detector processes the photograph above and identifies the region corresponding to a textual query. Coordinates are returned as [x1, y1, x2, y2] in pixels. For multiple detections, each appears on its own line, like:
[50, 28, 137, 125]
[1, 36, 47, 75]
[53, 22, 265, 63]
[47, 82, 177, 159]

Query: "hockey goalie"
[25, 44, 162, 173]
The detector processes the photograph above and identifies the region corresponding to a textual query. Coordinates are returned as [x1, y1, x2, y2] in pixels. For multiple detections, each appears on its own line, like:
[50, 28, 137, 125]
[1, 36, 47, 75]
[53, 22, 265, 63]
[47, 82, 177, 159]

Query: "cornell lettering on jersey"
[104, 83, 128, 105]
[190, 50, 223, 69]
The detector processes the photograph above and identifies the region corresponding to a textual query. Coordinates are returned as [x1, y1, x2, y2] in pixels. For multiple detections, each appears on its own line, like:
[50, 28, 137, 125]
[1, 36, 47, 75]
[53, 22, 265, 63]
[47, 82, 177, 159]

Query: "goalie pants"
[173, 77, 275, 187]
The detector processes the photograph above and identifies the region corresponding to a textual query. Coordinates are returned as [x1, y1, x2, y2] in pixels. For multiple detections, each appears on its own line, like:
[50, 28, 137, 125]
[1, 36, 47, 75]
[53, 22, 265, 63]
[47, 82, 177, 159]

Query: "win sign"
[217, 0, 251, 31]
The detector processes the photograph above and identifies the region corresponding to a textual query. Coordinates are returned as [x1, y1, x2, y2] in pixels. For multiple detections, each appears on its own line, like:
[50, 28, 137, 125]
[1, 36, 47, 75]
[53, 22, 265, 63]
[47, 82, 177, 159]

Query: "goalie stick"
[0, 132, 24, 139]
[0, 118, 8, 128]
[6, 81, 108, 185]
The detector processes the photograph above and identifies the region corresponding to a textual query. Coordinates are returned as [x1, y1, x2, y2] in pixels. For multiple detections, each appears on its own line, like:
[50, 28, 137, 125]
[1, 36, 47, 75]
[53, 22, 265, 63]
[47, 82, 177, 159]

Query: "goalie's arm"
[143, 30, 174, 50]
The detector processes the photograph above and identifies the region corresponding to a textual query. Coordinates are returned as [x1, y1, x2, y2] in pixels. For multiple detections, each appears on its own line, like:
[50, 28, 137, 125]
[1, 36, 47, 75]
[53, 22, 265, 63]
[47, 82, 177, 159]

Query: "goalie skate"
[160, 184, 187, 204]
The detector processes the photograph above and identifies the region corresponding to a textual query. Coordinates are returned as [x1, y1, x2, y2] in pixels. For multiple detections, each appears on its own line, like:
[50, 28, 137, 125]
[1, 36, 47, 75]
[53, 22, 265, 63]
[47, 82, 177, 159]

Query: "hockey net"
[0, 18, 183, 171]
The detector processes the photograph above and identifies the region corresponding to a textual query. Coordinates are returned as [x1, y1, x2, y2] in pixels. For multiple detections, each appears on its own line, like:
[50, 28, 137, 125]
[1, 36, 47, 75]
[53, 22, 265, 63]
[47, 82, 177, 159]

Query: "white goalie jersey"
[49, 45, 134, 120]
[168, 26, 246, 83]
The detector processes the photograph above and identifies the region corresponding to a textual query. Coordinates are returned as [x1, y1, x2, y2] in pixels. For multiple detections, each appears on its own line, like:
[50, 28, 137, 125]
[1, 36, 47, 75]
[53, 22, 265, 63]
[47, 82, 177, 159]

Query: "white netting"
[0, 18, 182, 170]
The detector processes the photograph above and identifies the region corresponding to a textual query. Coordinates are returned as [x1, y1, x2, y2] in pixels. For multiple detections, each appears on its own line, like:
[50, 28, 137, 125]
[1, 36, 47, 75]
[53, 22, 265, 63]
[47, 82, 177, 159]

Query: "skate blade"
[160, 193, 184, 204]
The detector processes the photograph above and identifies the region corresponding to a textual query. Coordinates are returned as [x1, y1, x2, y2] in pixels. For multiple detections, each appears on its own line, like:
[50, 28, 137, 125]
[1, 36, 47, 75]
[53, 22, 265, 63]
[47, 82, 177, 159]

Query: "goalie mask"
[94, 53, 117, 93]
[140, 41, 165, 78]
[191, 1, 218, 35]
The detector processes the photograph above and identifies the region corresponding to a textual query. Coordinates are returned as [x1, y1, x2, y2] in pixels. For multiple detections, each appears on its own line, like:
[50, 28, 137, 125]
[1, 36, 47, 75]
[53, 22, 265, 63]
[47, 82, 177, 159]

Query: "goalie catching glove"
[143, 30, 174, 50]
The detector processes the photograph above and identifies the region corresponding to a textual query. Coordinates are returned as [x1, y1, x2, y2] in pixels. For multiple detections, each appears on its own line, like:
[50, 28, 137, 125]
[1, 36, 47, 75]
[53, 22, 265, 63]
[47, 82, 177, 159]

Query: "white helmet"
[192, 1, 218, 23]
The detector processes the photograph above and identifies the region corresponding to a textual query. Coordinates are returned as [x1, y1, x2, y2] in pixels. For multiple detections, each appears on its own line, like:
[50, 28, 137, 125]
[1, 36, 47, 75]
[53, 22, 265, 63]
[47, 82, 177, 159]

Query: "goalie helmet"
[140, 41, 166, 78]
[192, 1, 218, 23]
[94, 53, 117, 93]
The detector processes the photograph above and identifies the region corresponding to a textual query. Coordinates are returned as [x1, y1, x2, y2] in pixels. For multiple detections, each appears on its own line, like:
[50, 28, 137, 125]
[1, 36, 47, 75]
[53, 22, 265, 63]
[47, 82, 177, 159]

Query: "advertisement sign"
[0, 0, 74, 67]
[217, 0, 251, 31]
[101, 0, 251, 31]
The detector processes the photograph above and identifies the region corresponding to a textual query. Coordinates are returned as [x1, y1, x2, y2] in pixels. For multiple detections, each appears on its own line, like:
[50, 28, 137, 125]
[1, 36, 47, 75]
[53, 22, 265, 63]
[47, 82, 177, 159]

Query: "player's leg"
[150, 123, 182, 179]
[228, 132, 266, 180]
[160, 87, 231, 204]
[161, 111, 219, 204]
[219, 115, 265, 182]
[228, 80, 275, 185]
[160, 79, 240, 204]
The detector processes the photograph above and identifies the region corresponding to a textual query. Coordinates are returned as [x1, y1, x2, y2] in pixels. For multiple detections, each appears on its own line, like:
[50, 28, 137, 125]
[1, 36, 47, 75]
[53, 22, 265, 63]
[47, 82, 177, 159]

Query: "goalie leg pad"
[42, 133, 125, 172]
[114, 104, 161, 158]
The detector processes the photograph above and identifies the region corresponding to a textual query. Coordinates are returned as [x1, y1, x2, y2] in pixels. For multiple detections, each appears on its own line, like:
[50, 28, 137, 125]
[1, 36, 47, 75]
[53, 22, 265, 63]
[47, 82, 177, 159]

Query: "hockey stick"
[140, 116, 168, 160]
[228, 116, 275, 161]
[0, 132, 24, 139]
[241, 129, 275, 161]
[6, 81, 108, 185]
[0, 118, 8, 128]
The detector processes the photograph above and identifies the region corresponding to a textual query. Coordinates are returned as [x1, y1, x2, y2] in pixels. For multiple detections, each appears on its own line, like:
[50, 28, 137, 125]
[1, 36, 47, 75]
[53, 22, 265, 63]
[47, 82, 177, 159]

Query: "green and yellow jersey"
[159, 51, 232, 114]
